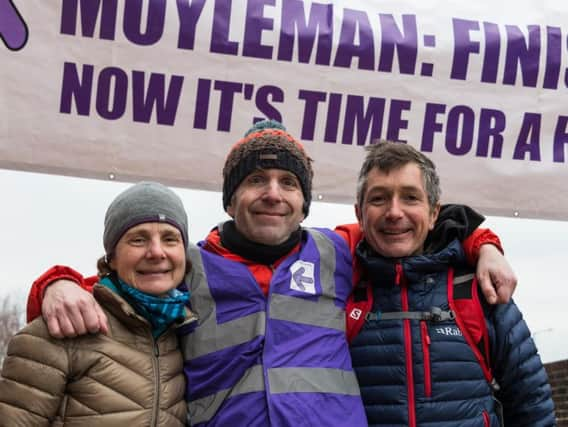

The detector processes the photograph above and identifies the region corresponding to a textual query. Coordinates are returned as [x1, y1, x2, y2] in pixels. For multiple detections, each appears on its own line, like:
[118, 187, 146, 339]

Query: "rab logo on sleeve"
[290, 261, 316, 294]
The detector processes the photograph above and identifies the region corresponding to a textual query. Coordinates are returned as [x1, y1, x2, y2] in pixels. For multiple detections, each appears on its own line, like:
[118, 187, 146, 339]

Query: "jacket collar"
[356, 239, 465, 288]
[202, 221, 302, 266]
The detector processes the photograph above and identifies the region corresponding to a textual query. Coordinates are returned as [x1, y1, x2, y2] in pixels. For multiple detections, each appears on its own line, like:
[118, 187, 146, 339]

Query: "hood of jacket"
[356, 238, 466, 289]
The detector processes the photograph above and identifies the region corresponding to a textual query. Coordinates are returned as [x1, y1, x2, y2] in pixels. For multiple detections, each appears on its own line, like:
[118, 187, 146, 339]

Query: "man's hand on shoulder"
[476, 244, 517, 305]
[43, 280, 109, 338]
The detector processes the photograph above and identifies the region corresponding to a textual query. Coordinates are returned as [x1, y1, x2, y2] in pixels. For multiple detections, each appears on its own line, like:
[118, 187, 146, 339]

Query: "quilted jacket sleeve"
[0, 318, 70, 426]
[488, 301, 556, 426]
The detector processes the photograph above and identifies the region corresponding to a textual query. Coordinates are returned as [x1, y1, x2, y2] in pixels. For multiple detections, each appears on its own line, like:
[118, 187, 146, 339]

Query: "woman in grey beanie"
[0, 181, 196, 426]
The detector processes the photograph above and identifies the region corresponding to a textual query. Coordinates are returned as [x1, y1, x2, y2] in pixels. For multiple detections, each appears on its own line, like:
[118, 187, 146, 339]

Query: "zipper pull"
[421, 321, 431, 345]
[395, 263, 403, 286]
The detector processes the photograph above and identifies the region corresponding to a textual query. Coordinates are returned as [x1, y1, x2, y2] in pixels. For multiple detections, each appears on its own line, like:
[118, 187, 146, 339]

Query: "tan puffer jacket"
[0, 284, 196, 426]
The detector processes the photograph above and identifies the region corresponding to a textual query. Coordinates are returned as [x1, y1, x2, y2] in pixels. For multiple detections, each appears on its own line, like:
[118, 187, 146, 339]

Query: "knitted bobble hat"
[222, 119, 313, 216]
[103, 181, 189, 255]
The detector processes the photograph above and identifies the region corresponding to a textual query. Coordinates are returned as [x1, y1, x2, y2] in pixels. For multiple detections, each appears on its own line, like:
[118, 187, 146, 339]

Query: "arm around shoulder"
[334, 223, 362, 255]
[462, 228, 503, 265]
[27, 265, 94, 322]
[27, 265, 106, 338]
[464, 229, 517, 305]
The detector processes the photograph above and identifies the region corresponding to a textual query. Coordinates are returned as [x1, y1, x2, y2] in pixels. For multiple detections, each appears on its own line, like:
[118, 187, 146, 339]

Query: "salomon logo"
[349, 309, 362, 320]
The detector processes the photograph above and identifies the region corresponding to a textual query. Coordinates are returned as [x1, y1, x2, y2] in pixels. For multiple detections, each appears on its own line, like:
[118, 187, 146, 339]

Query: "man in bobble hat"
[222, 119, 313, 217]
[27, 120, 516, 426]
[182, 119, 369, 425]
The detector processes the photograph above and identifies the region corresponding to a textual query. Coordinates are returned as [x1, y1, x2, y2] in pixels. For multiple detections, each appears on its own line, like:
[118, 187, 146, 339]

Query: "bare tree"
[0, 295, 25, 368]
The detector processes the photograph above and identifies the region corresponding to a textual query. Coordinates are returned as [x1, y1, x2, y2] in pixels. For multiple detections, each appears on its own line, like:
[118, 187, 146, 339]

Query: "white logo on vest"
[289, 260, 316, 294]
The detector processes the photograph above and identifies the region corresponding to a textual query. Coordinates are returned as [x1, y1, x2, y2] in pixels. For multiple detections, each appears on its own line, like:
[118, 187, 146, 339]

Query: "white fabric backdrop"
[1, 0, 567, 220]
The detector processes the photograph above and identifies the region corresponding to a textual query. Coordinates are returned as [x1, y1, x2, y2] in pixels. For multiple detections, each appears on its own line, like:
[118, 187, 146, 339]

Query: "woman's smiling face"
[110, 222, 186, 295]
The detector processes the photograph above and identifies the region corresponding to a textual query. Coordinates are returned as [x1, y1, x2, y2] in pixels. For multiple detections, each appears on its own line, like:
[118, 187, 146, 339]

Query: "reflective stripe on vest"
[268, 229, 344, 331]
[182, 244, 266, 360]
[189, 366, 361, 424]
[190, 364, 265, 425]
[184, 229, 356, 424]
[268, 366, 360, 395]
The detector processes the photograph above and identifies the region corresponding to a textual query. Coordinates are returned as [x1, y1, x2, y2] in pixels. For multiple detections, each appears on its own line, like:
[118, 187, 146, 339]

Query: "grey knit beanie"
[222, 119, 313, 216]
[103, 181, 188, 255]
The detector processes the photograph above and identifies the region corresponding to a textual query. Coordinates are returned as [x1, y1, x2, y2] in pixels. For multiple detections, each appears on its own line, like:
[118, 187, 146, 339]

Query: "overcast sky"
[1, 168, 566, 363]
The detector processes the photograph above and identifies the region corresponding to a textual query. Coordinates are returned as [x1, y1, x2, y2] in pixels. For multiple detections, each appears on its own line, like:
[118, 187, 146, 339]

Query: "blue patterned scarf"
[100, 275, 189, 338]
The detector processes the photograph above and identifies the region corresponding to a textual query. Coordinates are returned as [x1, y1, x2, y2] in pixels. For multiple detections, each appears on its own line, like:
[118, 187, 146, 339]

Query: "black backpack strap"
[365, 306, 455, 322]
[352, 280, 369, 302]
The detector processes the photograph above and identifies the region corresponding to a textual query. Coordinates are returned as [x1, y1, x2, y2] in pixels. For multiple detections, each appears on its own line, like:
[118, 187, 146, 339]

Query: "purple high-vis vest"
[181, 227, 367, 426]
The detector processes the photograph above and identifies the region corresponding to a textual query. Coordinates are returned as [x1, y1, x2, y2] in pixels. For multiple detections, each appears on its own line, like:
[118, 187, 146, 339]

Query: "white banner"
[1, 0, 567, 220]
